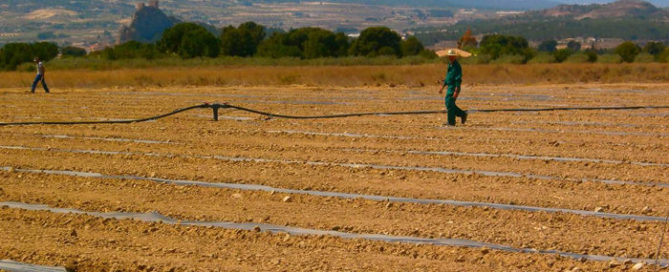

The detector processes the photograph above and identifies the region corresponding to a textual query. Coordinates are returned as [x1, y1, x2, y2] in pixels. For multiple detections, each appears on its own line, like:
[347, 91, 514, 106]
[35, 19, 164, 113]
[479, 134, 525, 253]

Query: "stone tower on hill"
[118, 0, 179, 44]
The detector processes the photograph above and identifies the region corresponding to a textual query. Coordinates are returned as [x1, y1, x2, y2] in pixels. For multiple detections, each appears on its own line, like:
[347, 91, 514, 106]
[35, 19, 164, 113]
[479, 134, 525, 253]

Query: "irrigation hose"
[657, 210, 669, 268]
[0, 103, 668, 126]
[226, 104, 669, 118]
[0, 104, 209, 126]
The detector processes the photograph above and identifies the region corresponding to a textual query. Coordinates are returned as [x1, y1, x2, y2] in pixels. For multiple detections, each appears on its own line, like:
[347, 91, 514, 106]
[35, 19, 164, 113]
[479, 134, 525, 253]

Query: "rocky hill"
[557, 0, 669, 6]
[535, 0, 669, 19]
[413, 0, 669, 44]
[118, 2, 180, 43]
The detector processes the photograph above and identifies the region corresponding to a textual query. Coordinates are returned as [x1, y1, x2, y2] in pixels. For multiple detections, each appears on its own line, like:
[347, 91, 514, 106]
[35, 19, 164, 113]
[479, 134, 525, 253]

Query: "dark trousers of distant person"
[31, 74, 49, 93]
[445, 89, 465, 126]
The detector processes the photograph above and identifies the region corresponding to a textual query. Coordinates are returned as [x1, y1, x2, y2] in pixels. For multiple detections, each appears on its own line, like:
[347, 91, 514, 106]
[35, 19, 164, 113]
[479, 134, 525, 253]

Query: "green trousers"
[445, 91, 466, 126]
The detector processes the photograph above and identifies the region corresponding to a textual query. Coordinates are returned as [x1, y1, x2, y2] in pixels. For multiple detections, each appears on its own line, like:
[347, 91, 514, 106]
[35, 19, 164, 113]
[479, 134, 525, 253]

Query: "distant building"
[594, 38, 625, 50]
[555, 37, 623, 51]
[87, 42, 110, 53]
[495, 11, 523, 16]
[0, 33, 20, 38]
[136, 0, 158, 10]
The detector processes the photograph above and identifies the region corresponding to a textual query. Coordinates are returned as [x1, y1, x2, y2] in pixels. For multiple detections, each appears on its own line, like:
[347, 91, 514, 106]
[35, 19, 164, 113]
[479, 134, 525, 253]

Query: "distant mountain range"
[1, 0, 667, 14]
[533, 0, 669, 19]
[413, 0, 669, 44]
[254, 0, 558, 10]
[256, 0, 669, 9]
[556, 0, 669, 6]
[2, 0, 668, 47]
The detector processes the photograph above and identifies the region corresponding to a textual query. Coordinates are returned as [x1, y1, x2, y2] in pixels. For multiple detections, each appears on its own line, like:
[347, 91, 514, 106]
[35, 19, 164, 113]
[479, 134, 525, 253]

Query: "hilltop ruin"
[118, 0, 179, 44]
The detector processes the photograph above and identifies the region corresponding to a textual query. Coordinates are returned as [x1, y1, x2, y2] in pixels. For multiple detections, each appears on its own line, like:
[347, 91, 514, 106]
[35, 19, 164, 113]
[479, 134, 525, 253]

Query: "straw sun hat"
[435, 48, 472, 58]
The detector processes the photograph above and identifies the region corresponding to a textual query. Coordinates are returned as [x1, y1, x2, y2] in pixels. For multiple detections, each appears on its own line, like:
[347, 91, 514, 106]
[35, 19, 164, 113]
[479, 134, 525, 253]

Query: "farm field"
[0, 82, 668, 271]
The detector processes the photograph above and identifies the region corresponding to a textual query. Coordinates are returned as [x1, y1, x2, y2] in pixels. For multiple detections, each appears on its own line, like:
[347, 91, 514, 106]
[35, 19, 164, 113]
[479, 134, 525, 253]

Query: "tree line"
[0, 42, 88, 70]
[467, 34, 669, 64]
[2, 21, 669, 70]
[414, 17, 669, 45]
[0, 22, 432, 70]
[102, 22, 432, 60]
[0, 42, 60, 70]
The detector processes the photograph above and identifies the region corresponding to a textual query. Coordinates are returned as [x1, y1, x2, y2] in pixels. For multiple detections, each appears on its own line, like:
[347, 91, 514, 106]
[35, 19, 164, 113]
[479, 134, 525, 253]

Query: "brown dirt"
[0, 83, 668, 271]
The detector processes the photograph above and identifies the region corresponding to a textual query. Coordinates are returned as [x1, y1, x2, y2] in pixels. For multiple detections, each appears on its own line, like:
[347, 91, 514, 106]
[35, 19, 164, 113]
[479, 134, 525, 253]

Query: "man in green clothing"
[438, 49, 467, 126]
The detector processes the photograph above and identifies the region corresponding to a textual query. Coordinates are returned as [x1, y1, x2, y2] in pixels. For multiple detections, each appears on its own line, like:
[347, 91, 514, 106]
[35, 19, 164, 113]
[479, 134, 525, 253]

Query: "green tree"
[348, 27, 401, 57]
[159, 23, 200, 53]
[101, 47, 117, 60]
[220, 26, 242, 56]
[257, 33, 302, 58]
[553, 49, 572, 63]
[0, 42, 58, 70]
[584, 49, 598, 63]
[221, 22, 266, 57]
[115, 41, 145, 59]
[566, 40, 581, 51]
[658, 48, 669, 62]
[537, 40, 557, 53]
[140, 43, 160, 60]
[401, 36, 425, 57]
[303, 28, 341, 58]
[0, 43, 33, 70]
[179, 28, 220, 58]
[615, 41, 641, 63]
[61, 46, 87, 57]
[378, 46, 397, 56]
[333, 33, 350, 57]
[159, 23, 220, 58]
[238, 21, 265, 56]
[31, 42, 59, 62]
[479, 34, 530, 61]
[643, 41, 665, 56]
[257, 27, 348, 59]
[99, 45, 111, 60]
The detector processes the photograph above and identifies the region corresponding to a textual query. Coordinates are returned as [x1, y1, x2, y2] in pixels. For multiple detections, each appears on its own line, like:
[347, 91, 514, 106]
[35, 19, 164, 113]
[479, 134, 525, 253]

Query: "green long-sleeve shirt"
[443, 60, 462, 90]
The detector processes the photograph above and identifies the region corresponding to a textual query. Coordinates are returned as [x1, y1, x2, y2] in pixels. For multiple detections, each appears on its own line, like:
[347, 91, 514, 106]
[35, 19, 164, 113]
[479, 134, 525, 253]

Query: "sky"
[556, 0, 669, 6]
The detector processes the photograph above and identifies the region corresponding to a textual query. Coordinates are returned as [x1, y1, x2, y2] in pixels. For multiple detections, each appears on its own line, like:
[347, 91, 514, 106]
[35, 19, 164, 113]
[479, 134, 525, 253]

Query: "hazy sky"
[556, 0, 669, 6]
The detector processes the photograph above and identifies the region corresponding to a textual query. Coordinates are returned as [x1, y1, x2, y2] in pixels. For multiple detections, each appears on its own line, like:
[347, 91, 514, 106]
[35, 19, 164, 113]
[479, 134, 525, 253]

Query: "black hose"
[0, 103, 667, 126]
[226, 104, 669, 119]
[224, 104, 445, 119]
[0, 104, 209, 126]
[470, 105, 669, 113]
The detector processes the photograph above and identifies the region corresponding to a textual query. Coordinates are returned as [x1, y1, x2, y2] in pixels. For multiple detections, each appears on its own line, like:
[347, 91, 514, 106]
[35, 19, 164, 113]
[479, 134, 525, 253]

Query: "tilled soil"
[0, 84, 668, 271]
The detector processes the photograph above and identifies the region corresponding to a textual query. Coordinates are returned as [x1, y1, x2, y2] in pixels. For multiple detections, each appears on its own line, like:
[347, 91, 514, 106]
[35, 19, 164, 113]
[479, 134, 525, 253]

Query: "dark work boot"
[461, 112, 468, 124]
